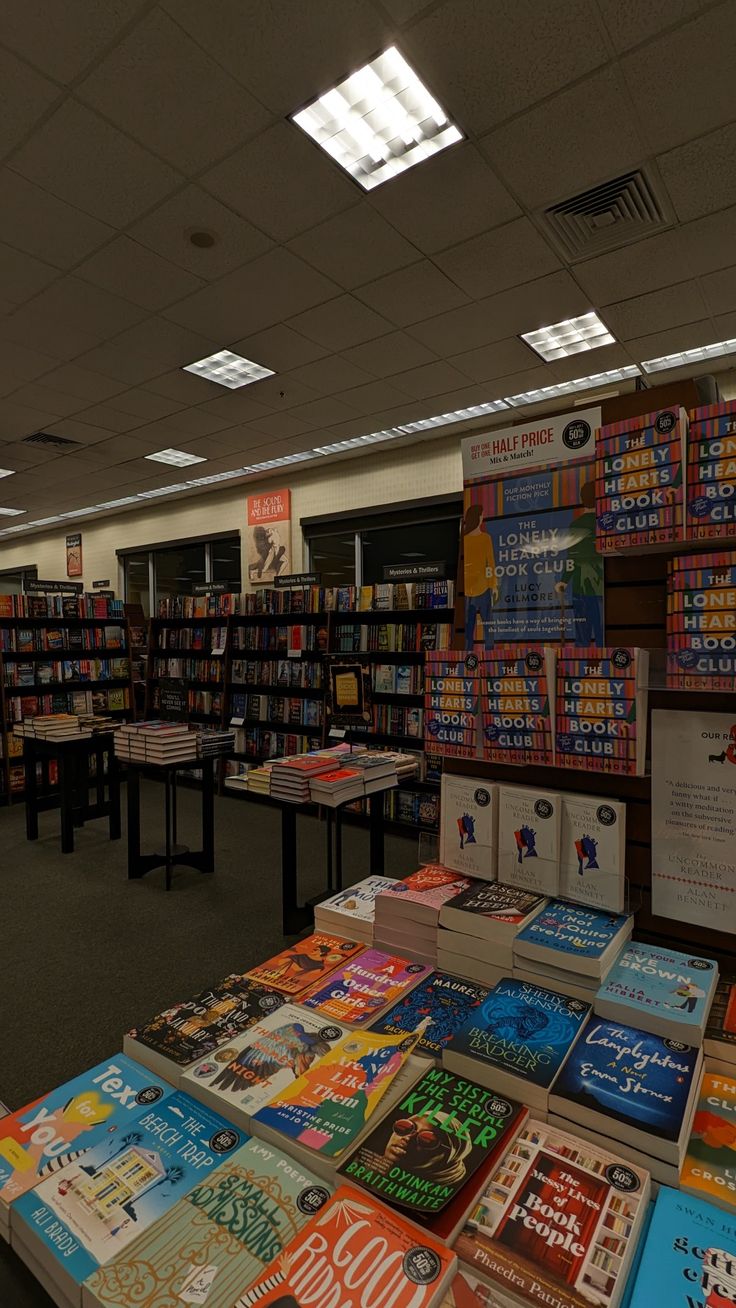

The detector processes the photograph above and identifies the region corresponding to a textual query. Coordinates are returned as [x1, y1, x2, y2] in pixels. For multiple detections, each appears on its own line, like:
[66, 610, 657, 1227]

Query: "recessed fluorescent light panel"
[641, 337, 736, 373]
[0, 507, 25, 516]
[145, 448, 207, 468]
[521, 311, 615, 362]
[292, 46, 462, 191]
[182, 349, 275, 388]
[0, 468, 15, 480]
[505, 365, 640, 406]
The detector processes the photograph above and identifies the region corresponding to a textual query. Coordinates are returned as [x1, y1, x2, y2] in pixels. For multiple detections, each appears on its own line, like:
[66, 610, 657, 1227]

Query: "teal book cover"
[596, 943, 718, 1032]
[628, 1186, 736, 1307]
[515, 902, 632, 960]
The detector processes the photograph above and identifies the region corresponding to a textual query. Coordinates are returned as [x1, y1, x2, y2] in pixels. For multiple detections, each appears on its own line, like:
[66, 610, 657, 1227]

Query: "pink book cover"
[376, 865, 476, 910]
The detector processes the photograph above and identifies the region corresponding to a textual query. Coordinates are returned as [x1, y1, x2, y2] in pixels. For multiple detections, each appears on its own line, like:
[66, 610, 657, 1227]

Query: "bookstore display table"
[126, 756, 215, 890]
[23, 732, 121, 855]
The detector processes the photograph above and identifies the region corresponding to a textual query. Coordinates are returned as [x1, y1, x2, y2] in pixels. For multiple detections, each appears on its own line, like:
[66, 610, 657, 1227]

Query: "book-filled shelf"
[0, 592, 135, 803]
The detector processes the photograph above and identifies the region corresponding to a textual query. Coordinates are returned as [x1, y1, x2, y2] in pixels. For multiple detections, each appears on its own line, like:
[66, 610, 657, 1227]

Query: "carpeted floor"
[0, 779, 418, 1306]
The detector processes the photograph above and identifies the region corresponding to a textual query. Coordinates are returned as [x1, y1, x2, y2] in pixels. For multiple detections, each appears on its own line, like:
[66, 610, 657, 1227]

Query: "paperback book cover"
[252, 1026, 423, 1159]
[513, 902, 633, 976]
[551, 1018, 701, 1161]
[686, 399, 736, 540]
[595, 405, 687, 551]
[441, 1269, 508, 1308]
[0, 1056, 172, 1231]
[456, 1120, 648, 1308]
[181, 1005, 346, 1128]
[705, 975, 736, 1062]
[376, 866, 476, 918]
[302, 948, 431, 1025]
[235, 1186, 456, 1308]
[12, 1090, 245, 1291]
[666, 551, 736, 690]
[626, 1186, 736, 1308]
[424, 651, 480, 759]
[81, 1138, 332, 1308]
[439, 774, 498, 881]
[439, 882, 546, 943]
[315, 875, 403, 934]
[497, 785, 560, 896]
[339, 1065, 525, 1218]
[480, 645, 555, 767]
[680, 1071, 736, 1212]
[125, 976, 286, 1072]
[595, 942, 719, 1042]
[559, 793, 627, 912]
[555, 646, 649, 776]
[246, 934, 365, 996]
[371, 972, 490, 1059]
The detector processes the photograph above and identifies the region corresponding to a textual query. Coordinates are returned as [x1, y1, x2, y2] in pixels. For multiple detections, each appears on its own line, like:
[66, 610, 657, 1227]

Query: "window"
[0, 565, 38, 595]
[211, 537, 242, 588]
[154, 542, 207, 602]
[124, 553, 151, 617]
[308, 532, 358, 586]
[121, 534, 241, 611]
[361, 518, 460, 586]
[304, 498, 461, 588]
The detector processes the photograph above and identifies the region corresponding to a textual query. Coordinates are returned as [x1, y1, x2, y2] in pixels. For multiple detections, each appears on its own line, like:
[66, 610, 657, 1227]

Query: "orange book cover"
[246, 934, 365, 996]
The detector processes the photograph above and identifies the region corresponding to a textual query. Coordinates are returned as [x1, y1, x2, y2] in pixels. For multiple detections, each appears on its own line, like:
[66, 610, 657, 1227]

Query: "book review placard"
[651, 709, 736, 933]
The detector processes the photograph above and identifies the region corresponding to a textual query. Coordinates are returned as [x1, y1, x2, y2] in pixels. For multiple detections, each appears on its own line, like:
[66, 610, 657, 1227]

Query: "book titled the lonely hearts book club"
[595, 405, 688, 552]
[480, 645, 555, 768]
[594, 941, 719, 1045]
[555, 646, 649, 777]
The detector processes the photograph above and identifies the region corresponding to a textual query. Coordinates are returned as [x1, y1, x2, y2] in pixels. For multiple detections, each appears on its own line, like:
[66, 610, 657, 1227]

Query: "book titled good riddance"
[559, 793, 627, 912]
[594, 941, 719, 1044]
[444, 978, 591, 1113]
[81, 1138, 332, 1308]
[456, 1119, 649, 1308]
[439, 774, 498, 881]
[680, 1070, 736, 1214]
[497, 785, 560, 896]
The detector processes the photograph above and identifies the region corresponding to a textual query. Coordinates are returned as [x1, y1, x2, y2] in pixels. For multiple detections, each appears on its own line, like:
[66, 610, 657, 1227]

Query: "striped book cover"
[666, 550, 736, 690]
[555, 645, 649, 776]
[686, 399, 736, 540]
[595, 407, 687, 552]
[424, 649, 480, 758]
[480, 644, 556, 766]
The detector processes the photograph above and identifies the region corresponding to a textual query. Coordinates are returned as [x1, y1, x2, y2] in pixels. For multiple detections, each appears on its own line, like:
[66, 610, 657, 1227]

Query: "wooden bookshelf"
[144, 614, 229, 727]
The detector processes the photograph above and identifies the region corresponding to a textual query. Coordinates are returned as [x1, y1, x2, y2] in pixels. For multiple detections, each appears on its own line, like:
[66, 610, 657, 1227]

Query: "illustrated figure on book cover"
[514, 825, 537, 863]
[457, 812, 476, 849]
[575, 834, 599, 874]
[211, 1021, 334, 1093]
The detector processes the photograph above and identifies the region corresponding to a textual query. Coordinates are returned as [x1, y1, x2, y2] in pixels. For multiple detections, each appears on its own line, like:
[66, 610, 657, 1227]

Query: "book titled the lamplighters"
[686, 398, 736, 540]
[497, 785, 560, 896]
[480, 645, 555, 767]
[626, 1186, 736, 1308]
[595, 405, 688, 551]
[424, 651, 480, 759]
[666, 550, 736, 690]
[559, 793, 627, 911]
[594, 941, 719, 1044]
[555, 646, 649, 776]
[680, 1070, 736, 1214]
[439, 774, 498, 881]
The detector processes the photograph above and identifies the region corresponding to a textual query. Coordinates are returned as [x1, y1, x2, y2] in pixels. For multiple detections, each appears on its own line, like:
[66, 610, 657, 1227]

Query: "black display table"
[23, 732, 121, 854]
[126, 756, 215, 890]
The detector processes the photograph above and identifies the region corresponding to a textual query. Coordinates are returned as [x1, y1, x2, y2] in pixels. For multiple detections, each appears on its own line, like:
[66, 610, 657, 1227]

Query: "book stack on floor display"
[268, 752, 337, 803]
[680, 1069, 736, 1213]
[114, 720, 198, 764]
[704, 974, 736, 1075]
[308, 765, 365, 806]
[373, 865, 477, 966]
[438, 883, 547, 989]
[314, 874, 404, 942]
[13, 714, 94, 741]
[512, 902, 634, 1005]
[594, 941, 719, 1044]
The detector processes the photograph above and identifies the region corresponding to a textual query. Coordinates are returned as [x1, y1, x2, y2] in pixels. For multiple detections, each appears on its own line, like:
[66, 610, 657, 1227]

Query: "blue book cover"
[596, 942, 718, 1033]
[369, 972, 489, 1058]
[628, 1186, 736, 1308]
[619, 1199, 653, 1308]
[13, 1090, 244, 1288]
[515, 901, 632, 961]
[447, 978, 590, 1089]
[552, 1019, 700, 1143]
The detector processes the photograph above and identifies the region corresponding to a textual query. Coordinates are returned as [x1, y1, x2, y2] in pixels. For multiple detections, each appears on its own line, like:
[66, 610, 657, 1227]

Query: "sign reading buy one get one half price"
[461, 407, 601, 480]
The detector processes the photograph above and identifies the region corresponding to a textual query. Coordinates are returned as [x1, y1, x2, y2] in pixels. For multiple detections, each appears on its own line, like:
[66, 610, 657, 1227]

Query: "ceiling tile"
[621, 4, 736, 153]
[141, 406, 239, 437]
[701, 264, 736, 317]
[0, 169, 116, 270]
[407, 301, 508, 354]
[450, 336, 537, 383]
[369, 142, 520, 254]
[341, 331, 438, 376]
[16, 275, 145, 344]
[549, 342, 637, 380]
[288, 296, 392, 351]
[197, 392, 277, 424]
[164, 248, 340, 340]
[49, 419, 126, 446]
[596, 0, 714, 53]
[35, 364, 128, 403]
[244, 412, 316, 441]
[602, 280, 710, 340]
[106, 316, 221, 372]
[71, 402, 150, 433]
[287, 396, 359, 428]
[658, 121, 736, 222]
[0, 400, 63, 440]
[403, 0, 608, 134]
[389, 359, 476, 398]
[5, 382, 86, 418]
[244, 374, 322, 410]
[231, 324, 328, 373]
[288, 205, 420, 290]
[1, 0, 151, 83]
[481, 67, 647, 208]
[0, 242, 59, 306]
[332, 379, 414, 418]
[71, 343, 172, 386]
[0, 306, 97, 360]
[162, 0, 388, 115]
[356, 260, 470, 326]
[379, 0, 438, 23]
[75, 236, 205, 311]
[623, 318, 716, 363]
[129, 184, 273, 281]
[9, 100, 182, 227]
[435, 218, 561, 298]
[77, 8, 271, 175]
[0, 47, 60, 156]
[284, 355, 375, 394]
[97, 388, 186, 421]
[479, 271, 595, 342]
[142, 369, 226, 404]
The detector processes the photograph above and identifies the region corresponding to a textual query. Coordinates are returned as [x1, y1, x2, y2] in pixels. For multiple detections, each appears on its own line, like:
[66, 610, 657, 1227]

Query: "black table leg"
[25, 741, 38, 842]
[59, 754, 75, 854]
[108, 751, 121, 841]
[369, 791, 385, 874]
[202, 759, 215, 875]
[127, 764, 141, 878]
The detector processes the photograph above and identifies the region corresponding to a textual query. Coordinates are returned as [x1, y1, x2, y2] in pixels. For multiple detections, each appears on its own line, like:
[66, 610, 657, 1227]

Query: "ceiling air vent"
[541, 168, 673, 261]
[23, 431, 81, 449]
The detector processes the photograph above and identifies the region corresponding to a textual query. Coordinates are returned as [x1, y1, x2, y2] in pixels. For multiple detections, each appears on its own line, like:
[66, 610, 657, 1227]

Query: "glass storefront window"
[211, 538, 242, 588]
[154, 543, 206, 601]
[309, 532, 357, 586]
[361, 518, 460, 586]
[124, 554, 151, 617]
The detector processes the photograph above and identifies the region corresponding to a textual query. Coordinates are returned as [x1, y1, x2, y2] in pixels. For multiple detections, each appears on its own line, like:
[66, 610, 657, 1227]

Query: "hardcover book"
[595, 405, 688, 551]
[302, 948, 431, 1025]
[181, 1004, 346, 1131]
[513, 902, 633, 979]
[12, 1090, 245, 1304]
[455, 1120, 649, 1308]
[497, 785, 560, 896]
[686, 398, 736, 540]
[235, 1186, 456, 1308]
[666, 551, 736, 691]
[594, 941, 719, 1044]
[559, 793, 627, 912]
[424, 651, 480, 759]
[705, 975, 736, 1067]
[680, 1070, 736, 1213]
[626, 1186, 736, 1308]
[439, 775, 498, 882]
[371, 972, 490, 1060]
[338, 1064, 525, 1218]
[550, 1018, 702, 1164]
[443, 978, 591, 1112]
[0, 1056, 172, 1239]
[555, 646, 649, 777]
[245, 934, 365, 996]
[480, 645, 555, 767]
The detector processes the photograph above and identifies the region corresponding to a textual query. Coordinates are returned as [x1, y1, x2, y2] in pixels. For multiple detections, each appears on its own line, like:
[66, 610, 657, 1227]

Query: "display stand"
[23, 732, 121, 854]
[126, 756, 215, 891]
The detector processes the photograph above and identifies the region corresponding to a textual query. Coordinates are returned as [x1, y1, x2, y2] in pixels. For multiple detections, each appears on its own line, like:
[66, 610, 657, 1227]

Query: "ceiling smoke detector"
[541, 167, 673, 261]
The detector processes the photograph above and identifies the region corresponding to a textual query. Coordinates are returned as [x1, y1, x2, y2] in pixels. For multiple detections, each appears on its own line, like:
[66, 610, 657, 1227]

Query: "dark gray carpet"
[0, 780, 419, 1306]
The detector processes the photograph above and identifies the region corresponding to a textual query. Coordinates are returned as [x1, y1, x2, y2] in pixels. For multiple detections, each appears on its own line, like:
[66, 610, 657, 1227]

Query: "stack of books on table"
[346, 749, 398, 794]
[196, 726, 235, 757]
[268, 753, 336, 803]
[373, 864, 477, 966]
[594, 940, 719, 1044]
[308, 765, 365, 806]
[76, 714, 121, 735]
[314, 873, 403, 942]
[244, 762, 273, 793]
[14, 714, 92, 741]
[512, 901, 634, 1005]
[438, 882, 547, 989]
[114, 720, 198, 763]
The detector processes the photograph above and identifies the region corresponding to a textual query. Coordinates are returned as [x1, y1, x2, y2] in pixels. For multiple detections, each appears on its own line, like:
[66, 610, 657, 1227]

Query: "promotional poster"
[247, 489, 291, 585]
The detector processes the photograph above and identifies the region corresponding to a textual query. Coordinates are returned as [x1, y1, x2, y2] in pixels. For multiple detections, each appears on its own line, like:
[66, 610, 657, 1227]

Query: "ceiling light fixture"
[0, 469, 15, 480]
[521, 311, 615, 362]
[0, 507, 25, 516]
[291, 46, 462, 191]
[640, 337, 736, 373]
[145, 448, 207, 468]
[505, 365, 640, 406]
[183, 349, 275, 389]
